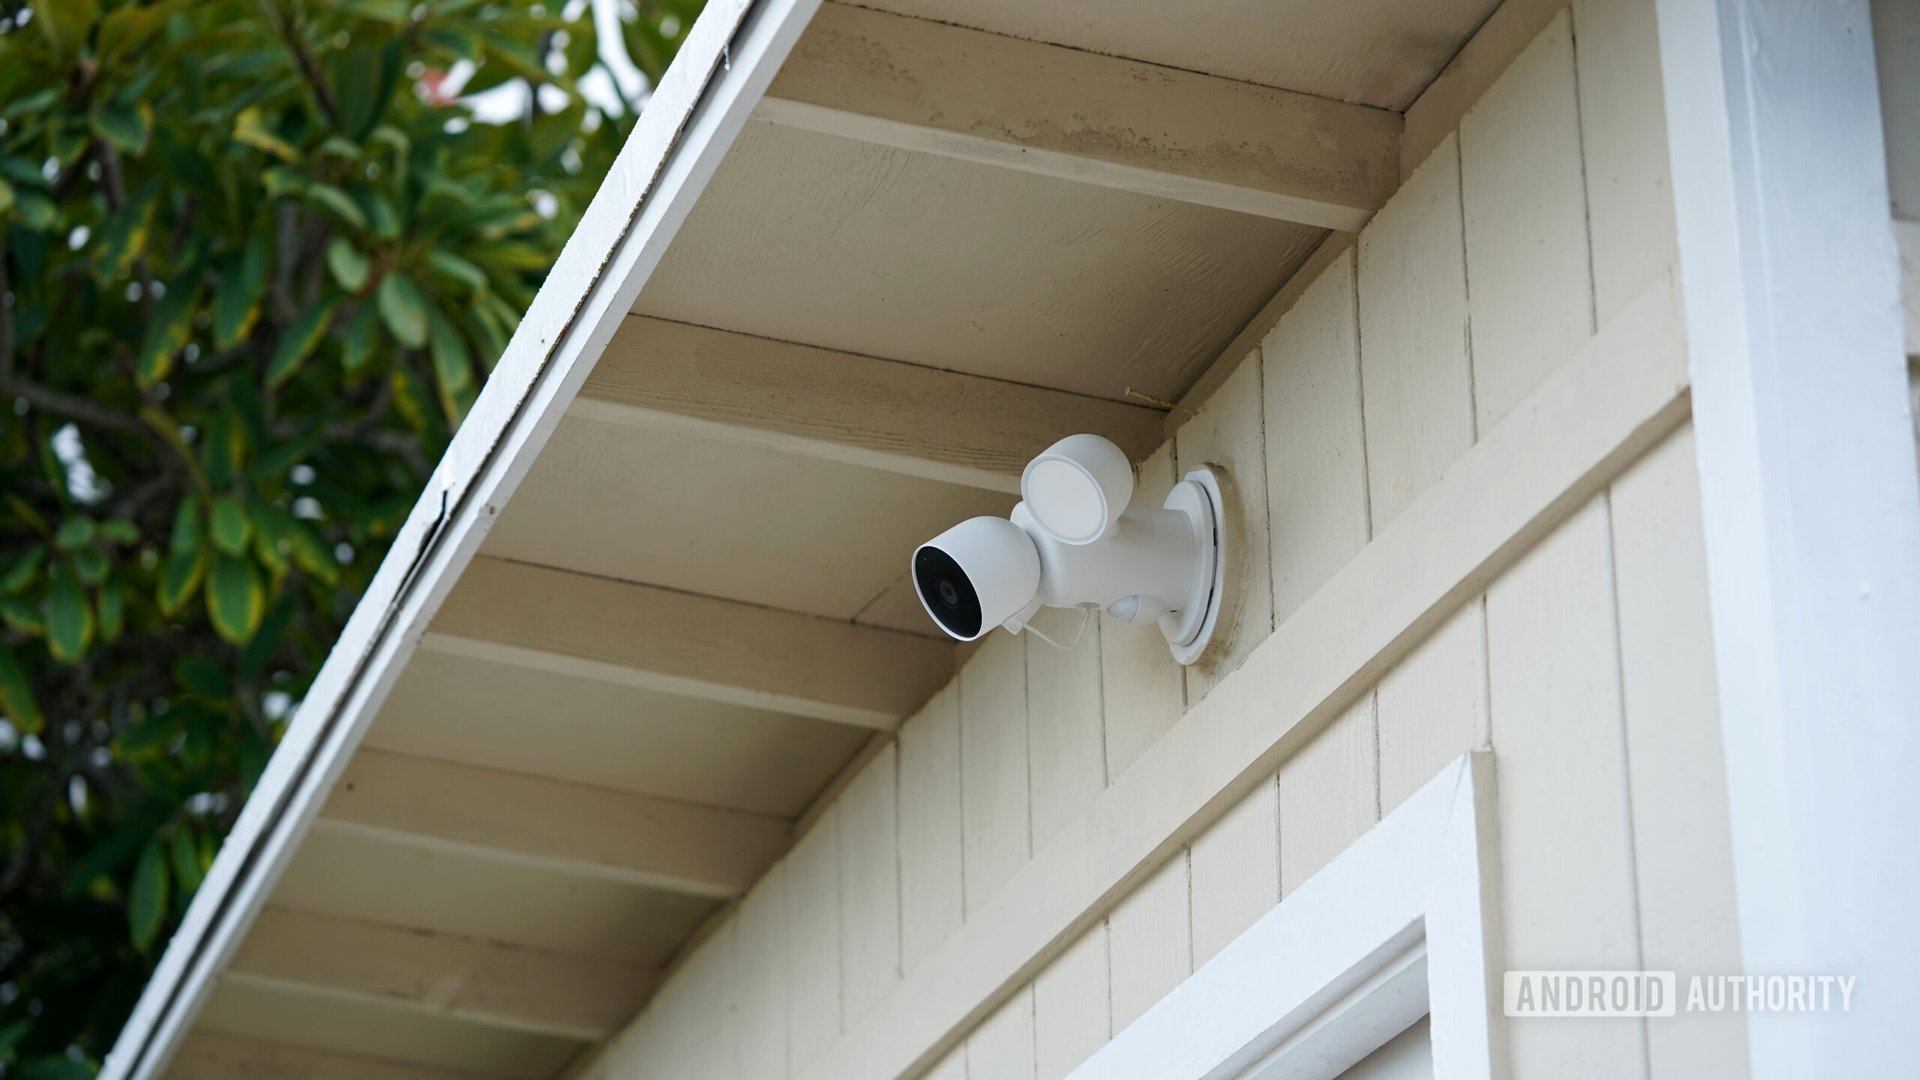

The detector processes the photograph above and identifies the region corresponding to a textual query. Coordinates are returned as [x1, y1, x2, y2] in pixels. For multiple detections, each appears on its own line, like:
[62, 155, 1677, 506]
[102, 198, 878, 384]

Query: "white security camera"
[911, 434, 1226, 664]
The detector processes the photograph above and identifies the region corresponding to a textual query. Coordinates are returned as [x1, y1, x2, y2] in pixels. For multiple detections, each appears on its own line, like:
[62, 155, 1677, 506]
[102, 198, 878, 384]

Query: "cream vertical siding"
[578, 1, 1751, 1076]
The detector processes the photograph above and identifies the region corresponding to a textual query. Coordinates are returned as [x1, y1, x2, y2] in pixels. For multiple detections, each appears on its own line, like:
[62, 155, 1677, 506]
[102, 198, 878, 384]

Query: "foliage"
[0, 0, 702, 1070]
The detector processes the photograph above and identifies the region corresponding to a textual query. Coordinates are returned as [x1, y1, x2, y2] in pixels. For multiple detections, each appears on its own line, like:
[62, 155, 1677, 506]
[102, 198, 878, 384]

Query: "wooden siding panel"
[1487, 498, 1648, 1078]
[1026, 617, 1107, 850]
[1175, 356, 1273, 702]
[1375, 602, 1490, 814]
[899, 685, 964, 973]
[1277, 695, 1380, 895]
[1611, 427, 1750, 1075]
[1099, 445, 1187, 779]
[1460, 10, 1595, 431]
[1106, 851, 1192, 1034]
[1187, 776, 1279, 967]
[1033, 924, 1111, 1080]
[733, 861, 790, 1080]
[840, 743, 902, 1024]
[960, 633, 1031, 915]
[1356, 132, 1475, 530]
[786, 806, 842, 1071]
[965, 986, 1037, 1080]
[1263, 248, 1371, 624]
[1575, 0, 1679, 322]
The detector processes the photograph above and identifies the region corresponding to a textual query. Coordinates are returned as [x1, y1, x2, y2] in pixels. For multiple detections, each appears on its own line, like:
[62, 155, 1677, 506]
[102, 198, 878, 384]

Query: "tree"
[0, 0, 702, 1071]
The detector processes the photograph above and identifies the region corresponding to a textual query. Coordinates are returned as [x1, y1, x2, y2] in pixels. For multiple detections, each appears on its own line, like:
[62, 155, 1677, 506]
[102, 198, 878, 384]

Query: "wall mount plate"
[1159, 466, 1226, 665]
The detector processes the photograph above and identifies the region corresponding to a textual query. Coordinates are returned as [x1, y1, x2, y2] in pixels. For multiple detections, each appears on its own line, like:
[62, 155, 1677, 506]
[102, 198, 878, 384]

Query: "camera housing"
[911, 434, 1226, 664]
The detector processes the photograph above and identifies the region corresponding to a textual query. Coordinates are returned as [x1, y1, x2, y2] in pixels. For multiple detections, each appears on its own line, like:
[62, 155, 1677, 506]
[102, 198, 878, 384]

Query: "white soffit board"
[99, 0, 824, 1075]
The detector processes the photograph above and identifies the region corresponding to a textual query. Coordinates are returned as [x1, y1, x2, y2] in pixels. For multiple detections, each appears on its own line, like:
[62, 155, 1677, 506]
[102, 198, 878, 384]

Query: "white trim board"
[97, 0, 824, 1075]
[1069, 753, 1504, 1080]
[1657, 0, 1920, 1074]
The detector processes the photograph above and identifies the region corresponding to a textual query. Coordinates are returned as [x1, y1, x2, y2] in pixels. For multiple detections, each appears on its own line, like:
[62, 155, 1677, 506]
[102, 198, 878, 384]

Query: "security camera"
[912, 434, 1226, 664]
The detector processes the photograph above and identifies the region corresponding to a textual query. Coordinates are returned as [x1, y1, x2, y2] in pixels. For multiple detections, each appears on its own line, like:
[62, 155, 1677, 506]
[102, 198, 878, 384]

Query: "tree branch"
[0, 376, 148, 436]
[261, 0, 338, 126]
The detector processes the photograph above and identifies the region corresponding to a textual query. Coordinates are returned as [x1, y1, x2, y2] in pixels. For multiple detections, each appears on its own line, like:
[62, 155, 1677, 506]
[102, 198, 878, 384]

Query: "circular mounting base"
[1159, 467, 1226, 665]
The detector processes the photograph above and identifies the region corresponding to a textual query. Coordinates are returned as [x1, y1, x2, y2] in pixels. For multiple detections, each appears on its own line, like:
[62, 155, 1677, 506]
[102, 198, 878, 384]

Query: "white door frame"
[1655, 0, 1920, 1074]
[1069, 753, 1503, 1080]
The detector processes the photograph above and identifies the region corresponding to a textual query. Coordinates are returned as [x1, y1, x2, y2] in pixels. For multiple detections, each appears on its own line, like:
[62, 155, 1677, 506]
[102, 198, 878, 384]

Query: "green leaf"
[213, 257, 262, 350]
[208, 495, 253, 557]
[206, 552, 265, 644]
[327, 239, 371, 293]
[90, 188, 157, 284]
[0, 597, 44, 636]
[72, 547, 109, 586]
[307, 182, 370, 231]
[428, 306, 476, 420]
[27, 0, 97, 55]
[129, 839, 170, 952]
[173, 654, 229, 700]
[97, 580, 126, 643]
[376, 271, 429, 348]
[90, 101, 155, 156]
[425, 249, 489, 293]
[46, 563, 94, 663]
[54, 516, 96, 551]
[137, 271, 200, 388]
[157, 548, 207, 617]
[169, 828, 205, 894]
[342, 302, 379, 373]
[1, 547, 45, 594]
[234, 106, 301, 162]
[170, 497, 204, 555]
[289, 523, 341, 586]
[389, 363, 435, 432]
[267, 300, 338, 388]
[15, 191, 59, 232]
[100, 518, 141, 545]
[0, 176, 13, 216]
[0, 641, 43, 734]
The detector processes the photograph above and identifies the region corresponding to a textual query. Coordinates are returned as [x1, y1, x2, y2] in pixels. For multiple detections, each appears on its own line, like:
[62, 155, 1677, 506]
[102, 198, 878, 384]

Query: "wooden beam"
[424, 557, 952, 729]
[571, 316, 1165, 493]
[168, 1030, 499, 1080]
[759, 3, 1399, 231]
[225, 907, 654, 1041]
[315, 749, 790, 897]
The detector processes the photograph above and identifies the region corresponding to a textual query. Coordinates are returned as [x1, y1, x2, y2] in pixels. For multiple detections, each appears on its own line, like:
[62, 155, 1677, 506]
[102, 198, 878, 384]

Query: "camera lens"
[914, 546, 982, 639]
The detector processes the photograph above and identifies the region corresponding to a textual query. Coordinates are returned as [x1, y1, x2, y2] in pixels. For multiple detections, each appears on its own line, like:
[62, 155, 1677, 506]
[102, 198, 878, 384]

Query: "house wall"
[577, 2, 1749, 1077]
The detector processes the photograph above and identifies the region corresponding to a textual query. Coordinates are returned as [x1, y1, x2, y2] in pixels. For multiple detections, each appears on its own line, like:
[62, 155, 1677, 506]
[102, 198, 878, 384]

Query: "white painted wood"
[1025, 615, 1106, 850]
[1176, 356, 1272, 702]
[102, 0, 823, 1072]
[425, 556, 952, 730]
[923, 1047, 966, 1080]
[643, 120, 1324, 406]
[1340, 1017, 1432, 1080]
[1099, 445, 1187, 780]
[1187, 775, 1278, 969]
[1106, 851, 1191, 1035]
[1374, 605, 1488, 815]
[1657, 0, 1920, 1071]
[194, 981, 580, 1080]
[571, 316, 1164, 494]
[1460, 11, 1595, 430]
[787, 805, 842, 1071]
[966, 986, 1037, 1080]
[733, 861, 791, 1080]
[1067, 753, 1502, 1080]
[898, 685, 965, 973]
[960, 632, 1031, 916]
[1277, 695, 1379, 896]
[1574, 0, 1678, 323]
[225, 908, 651, 1041]
[315, 749, 789, 897]
[1400, 0, 1570, 180]
[1262, 249, 1370, 624]
[365, 650, 867, 818]
[1486, 499, 1645, 1078]
[1608, 426, 1749, 1075]
[839, 742, 902, 1024]
[800, 272, 1687, 1080]
[269, 831, 714, 966]
[855, 0, 1503, 111]
[167, 1032, 498, 1080]
[1034, 924, 1111, 1080]
[764, 4, 1399, 230]
[1356, 135, 1476, 530]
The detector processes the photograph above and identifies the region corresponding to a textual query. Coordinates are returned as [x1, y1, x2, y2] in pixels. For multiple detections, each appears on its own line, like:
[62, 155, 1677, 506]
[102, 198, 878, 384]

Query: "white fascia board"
[98, 1, 823, 1075]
